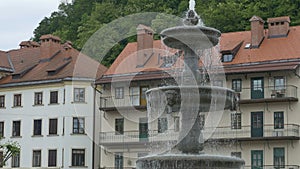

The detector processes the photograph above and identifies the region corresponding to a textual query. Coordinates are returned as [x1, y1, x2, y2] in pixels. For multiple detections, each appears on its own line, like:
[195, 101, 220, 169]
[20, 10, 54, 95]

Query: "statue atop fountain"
[136, 0, 245, 168]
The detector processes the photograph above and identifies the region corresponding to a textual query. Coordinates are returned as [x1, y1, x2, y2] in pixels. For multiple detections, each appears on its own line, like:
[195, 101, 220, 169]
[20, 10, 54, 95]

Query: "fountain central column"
[181, 47, 203, 86]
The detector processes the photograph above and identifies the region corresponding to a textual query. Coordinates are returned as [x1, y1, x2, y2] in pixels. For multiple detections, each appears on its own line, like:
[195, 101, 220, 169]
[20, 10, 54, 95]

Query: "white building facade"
[0, 35, 106, 169]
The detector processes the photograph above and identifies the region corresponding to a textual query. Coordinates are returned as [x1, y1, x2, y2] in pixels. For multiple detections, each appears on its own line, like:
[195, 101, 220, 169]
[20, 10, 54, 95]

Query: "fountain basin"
[136, 154, 245, 169]
[146, 86, 237, 114]
[161, 26, 221, 50]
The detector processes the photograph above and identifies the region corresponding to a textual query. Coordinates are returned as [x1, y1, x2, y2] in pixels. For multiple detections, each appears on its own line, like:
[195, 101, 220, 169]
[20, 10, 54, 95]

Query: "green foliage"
[33, 0, 300, 66]
[0, 139, 20, 167]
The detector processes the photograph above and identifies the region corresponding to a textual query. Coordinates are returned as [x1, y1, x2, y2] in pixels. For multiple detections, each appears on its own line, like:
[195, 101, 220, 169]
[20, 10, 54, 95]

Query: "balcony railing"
[238, 85, 298, 103]
[244, 165, 300, 169]
[100, 124, 299, 145]
[209, 124, 300, 141]
[99, 94, 146, 110]
[100, 130, 179, 144]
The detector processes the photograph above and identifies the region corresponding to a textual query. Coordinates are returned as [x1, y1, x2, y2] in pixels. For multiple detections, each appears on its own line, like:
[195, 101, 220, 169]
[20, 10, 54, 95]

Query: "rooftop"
[97, 17, 300, 84]
[0, 35, 107, 86]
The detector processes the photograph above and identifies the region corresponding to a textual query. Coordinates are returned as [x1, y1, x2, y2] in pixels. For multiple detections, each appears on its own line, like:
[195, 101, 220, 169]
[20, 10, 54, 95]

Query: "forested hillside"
[33, 0, 300, 66]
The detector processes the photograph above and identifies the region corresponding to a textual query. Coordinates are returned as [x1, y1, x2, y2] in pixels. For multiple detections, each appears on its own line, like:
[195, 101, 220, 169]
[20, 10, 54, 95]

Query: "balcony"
[209, 124, 300, 141]
[237, 85, 298, 104]
[100, 124, 299, 149]
[244, 165, 300, 169]
[99, 130, 178, 149]
[99, 94, 146, 111]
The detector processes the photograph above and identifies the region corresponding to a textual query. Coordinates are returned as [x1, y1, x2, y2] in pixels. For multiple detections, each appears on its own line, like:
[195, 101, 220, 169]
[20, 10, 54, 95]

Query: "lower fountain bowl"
[136, 154, 245, 169]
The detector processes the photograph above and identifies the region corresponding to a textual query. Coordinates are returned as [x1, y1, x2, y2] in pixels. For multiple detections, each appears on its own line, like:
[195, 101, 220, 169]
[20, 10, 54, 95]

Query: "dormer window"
[222, 54, 234, 62]
[220, 41, 243, 62]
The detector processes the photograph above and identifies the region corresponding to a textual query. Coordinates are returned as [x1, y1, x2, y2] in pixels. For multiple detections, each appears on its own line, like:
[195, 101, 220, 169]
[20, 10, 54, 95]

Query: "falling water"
[189, 0, 196, 11]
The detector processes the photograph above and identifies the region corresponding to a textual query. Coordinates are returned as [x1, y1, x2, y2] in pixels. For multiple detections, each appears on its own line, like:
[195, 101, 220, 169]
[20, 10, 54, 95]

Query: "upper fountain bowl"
[161, 25, 221, 50]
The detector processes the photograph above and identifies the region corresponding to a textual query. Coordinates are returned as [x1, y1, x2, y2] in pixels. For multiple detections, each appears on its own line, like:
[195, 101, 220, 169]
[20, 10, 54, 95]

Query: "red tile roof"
[221, 26, 300, 65]
[0, 36, 107, 86]
[0, 50, 13, 71]
[97, 25, 300, 84]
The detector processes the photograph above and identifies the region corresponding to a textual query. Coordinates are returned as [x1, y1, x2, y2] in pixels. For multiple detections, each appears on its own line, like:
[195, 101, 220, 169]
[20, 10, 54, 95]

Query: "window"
[158, 118, 168, 133]
[232, 79, 242, 92]
[274, 148, 285, 168]
[129, 87, 139, 106]
[115, 118, 124, 135]
[115, 87, 124, 99]
[50, 91, 58, 104]
[0, 95, 5, 108]
[231, 152, 241, 158]
[48, 149, 57, 167]
[114, 153, 123, 169]
[13, 94, 21, 107]
[213, 80, 223, 87]
[274, 112, 284, 129]
[12, 121, 21, 137]
[0, 151, 3, 167]
[73, 117, 85, 134]
[49, 118, 58, 135]
[0, 122, 3, 138]
[222, 54, 233, 62]
[11, 153, 20, 168]
[33, 119, 42, 136]
[34, 92, 43, 105]
[32, 150, 41, 167]
[72, 149, 85, 166]
[274, 77, 285, 90]
[74, 88, 85, 102]
[231, 113, 241, 129]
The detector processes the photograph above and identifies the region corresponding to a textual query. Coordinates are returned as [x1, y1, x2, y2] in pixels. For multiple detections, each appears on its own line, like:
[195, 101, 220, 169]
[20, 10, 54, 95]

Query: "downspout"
[92, 83, 102, 169]
[92, 83, 96, 169]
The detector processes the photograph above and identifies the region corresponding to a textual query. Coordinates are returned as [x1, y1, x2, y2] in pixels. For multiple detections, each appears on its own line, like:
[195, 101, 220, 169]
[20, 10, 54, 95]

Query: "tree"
[0, 139, 20, 167]
[32, 0, 300, 66]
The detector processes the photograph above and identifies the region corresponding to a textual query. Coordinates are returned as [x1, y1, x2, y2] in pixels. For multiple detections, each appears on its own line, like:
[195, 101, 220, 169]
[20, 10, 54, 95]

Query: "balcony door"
[114, 153, 123, 169]
[251, 112, 263, 137]
[139, 118, 148, 141]
[251, 150, 263, 169]
[251, 77, 264, 99]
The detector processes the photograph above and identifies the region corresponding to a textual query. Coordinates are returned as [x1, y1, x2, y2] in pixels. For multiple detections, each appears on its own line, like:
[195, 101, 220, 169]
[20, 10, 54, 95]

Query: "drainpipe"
[92, 82, 102, 169]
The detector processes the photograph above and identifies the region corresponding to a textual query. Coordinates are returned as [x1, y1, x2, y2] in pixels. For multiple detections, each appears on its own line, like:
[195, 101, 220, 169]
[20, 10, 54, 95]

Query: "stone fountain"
[136, 1, 245, 168]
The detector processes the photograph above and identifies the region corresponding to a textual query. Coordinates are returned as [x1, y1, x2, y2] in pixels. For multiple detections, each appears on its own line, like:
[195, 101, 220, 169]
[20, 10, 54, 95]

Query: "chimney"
[19, 41, 40, 49]
[136, 24, 154, 67]
[267, 16, 290, 38]
[250, 16, 265, 48]
[40, 34, 61, 59]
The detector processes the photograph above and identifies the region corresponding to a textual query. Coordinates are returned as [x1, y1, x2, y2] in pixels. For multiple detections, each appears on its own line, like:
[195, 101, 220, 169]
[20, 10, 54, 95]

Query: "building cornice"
[0, 77, 95, 88]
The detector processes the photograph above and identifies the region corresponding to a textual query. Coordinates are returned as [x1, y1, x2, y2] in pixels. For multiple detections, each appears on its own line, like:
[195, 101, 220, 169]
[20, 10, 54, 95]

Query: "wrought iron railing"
[99, 94, 145, 109]
[100, 129, 179, 144]
[101, 165, 300, 169]
[209, 124, 299, 140]
[237, 85, 298, 101]
[244, 165, 300, 169]
[100, 124, 299, 144]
